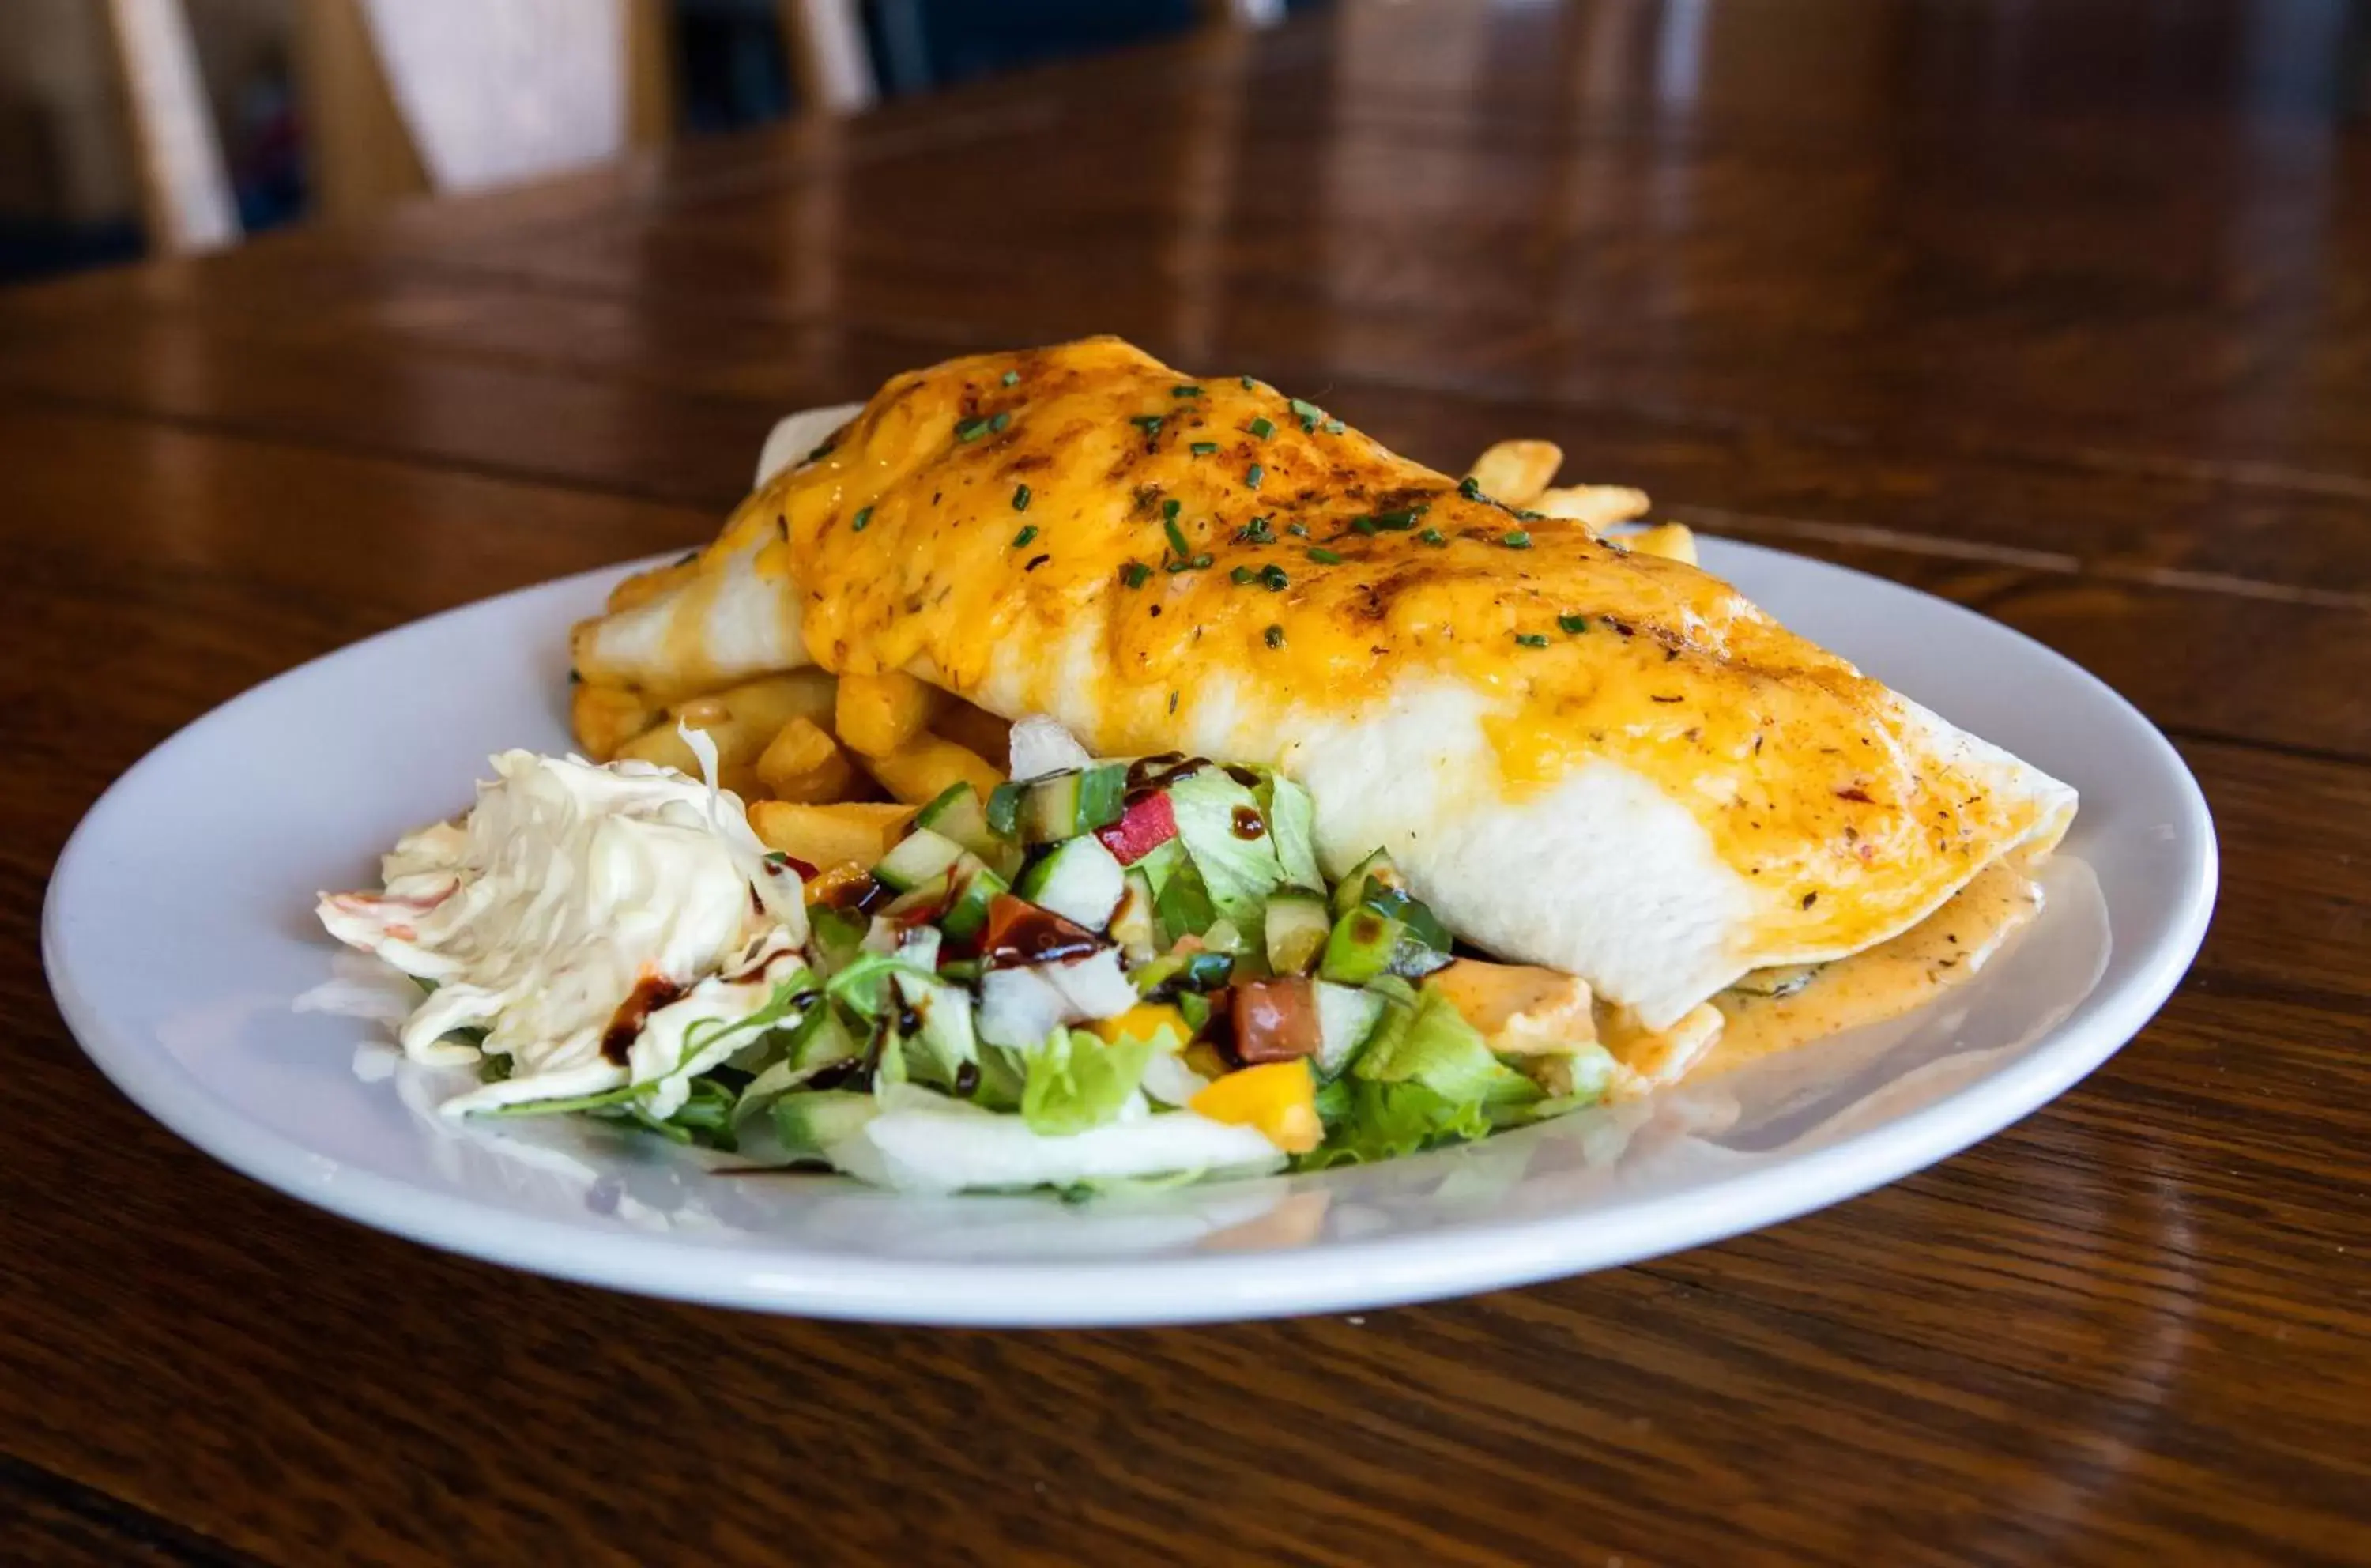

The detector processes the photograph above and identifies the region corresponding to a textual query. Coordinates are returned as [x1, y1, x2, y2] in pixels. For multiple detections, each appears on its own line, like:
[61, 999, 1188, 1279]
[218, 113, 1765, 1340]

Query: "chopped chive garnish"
[1001, 370, 1020, 386]
[1122, 562, 1152, 588]
[1249, 416, 1275, 440]
[1264, 624, 1285, 648]
[1012, 525, 1038, 548]
[989, 411, 1010, 434]
[1259, 564, 1289, 591]
[1308, 547, 1343, 564]
[1231, 565, 1257, 585]
[1173, 384, 1203, 398]
[1351, 517, 1378, 536]
[1289, 398, 1324, 432]
[1323, 419, 1345, 435]
[1286, 521, 1309, 537]
[1517, 510, 1545, 522]
[1419, 528, 1448, 546]
[851, 507, 873, 532]
[1372, 510, 1416, 530]
[1012, 484, 1031, 511]
[1163, 498, 1182, 522]
[808, 442, 834, 462]
[1164, 517, 1193, 559]
[1192, 441, 1219, 456]
[1245, 463, 1265, 489]
[1191, 552, 1213, 568]
[1514, 632, 1549, 648]
[1240, 375, 1256, 390]
[1558, 614, 1590, 634]
[1133, 415, 1163, 434]
[1458, 476, 1483, 500]
[1238, 516, 1276, 545]
[956, 416, 991, 442]
[1502, 530, 1533, 549]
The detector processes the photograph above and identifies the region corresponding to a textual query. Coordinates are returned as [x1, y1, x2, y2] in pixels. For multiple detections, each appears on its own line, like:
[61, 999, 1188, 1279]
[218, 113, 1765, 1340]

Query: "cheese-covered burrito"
[575, 337, 2074, 1037]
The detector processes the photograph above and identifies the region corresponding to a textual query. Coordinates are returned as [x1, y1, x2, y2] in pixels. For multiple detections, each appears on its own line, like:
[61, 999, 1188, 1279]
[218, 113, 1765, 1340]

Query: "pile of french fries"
[572, 663, 1010, 879]
[1461, 439, 1695, 564]
[571, 439, 1683, 880]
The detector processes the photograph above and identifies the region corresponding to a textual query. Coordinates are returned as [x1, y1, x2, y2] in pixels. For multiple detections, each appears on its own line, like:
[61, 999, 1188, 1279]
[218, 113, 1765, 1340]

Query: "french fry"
[1619, 523, 1698, 565]
[570, 682, 661, 762]
[835, 669, 938, 756]
[1529, 484, 1651, 533]
[863, 731, 1005, 806]
[746, 801, 915, 869]
[935, 698, 1014, 769]
[1464, 439, 1563, 508]
[756, 716, 859, 804]
[617, 670, 839, 778]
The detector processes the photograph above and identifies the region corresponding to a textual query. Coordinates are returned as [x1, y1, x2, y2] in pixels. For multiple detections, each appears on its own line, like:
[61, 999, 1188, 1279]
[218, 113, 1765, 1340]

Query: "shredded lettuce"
[1166, 767, 1286, 925]
[1354, 985, 1536, 1106]
[1018, 1027, 1159, 1136]
[1258, 771, 1323, 891]
[1299, 1079, 1495, 1169]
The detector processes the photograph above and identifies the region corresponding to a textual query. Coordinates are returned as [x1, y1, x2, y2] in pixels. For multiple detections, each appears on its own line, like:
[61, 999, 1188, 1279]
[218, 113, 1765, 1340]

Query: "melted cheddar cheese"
[592, 337, 2068, 964]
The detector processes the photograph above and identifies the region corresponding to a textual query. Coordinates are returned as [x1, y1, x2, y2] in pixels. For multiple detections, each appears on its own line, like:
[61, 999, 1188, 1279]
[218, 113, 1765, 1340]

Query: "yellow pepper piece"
[1089, 1004, 1190, 1050]
[1190, 1060, 1321, 1155]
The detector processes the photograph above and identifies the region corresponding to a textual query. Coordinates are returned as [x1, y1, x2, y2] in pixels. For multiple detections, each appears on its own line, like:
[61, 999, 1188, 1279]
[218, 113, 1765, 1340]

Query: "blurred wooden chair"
[107, 0, 1279, 255]
[104, 0, 694, 250]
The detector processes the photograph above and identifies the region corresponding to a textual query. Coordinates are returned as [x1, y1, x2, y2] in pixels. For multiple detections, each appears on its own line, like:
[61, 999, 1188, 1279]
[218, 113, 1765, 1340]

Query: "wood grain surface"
[6, 2, 2368, 1563]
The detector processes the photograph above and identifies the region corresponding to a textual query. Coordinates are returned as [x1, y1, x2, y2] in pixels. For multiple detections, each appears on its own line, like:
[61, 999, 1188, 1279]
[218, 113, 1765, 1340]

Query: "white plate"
[43, 540, 2215, 1325]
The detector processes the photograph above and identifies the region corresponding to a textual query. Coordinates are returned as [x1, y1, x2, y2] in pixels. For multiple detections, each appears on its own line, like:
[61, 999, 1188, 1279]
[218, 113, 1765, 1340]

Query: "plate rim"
[42, 541, 2218, 1325]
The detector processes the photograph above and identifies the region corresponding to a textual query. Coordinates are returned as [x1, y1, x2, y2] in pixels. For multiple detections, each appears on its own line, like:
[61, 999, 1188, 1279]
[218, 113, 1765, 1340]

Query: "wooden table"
[6, 3, 2365, 1562]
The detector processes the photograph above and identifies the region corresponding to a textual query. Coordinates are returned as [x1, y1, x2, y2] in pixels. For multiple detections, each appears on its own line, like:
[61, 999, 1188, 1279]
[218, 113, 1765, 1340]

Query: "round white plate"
[43, 541, 2215, 1325]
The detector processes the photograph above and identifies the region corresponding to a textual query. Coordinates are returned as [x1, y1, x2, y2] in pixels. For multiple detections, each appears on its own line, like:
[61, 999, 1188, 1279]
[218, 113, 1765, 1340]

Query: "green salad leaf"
[1166, 767, 1286, 925]
[1299, 1078, 1495, 1169]
[1257, 771, 1323, 891]
[1354, 985, 1536, 1106]
[1019, 1028, 1159, 1136]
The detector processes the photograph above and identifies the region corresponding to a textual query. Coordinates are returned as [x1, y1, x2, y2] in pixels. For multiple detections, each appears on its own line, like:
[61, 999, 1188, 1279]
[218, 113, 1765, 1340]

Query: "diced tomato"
[1231, 976, 1321, 1064]
[981, 893, 1105, 967]
[1095, 790, 1179, 865]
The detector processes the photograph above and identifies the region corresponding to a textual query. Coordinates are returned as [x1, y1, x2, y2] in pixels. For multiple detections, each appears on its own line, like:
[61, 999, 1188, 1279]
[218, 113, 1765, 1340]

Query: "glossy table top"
[5, 2, 2366, 1562]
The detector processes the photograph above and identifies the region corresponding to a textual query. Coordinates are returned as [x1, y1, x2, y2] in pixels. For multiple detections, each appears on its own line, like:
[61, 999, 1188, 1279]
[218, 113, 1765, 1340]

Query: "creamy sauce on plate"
[1705, 858, 2045, 1074]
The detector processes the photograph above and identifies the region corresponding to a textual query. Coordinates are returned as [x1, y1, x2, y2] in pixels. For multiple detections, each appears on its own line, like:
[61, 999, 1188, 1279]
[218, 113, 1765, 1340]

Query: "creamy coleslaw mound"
[317, 748, 805, 1117]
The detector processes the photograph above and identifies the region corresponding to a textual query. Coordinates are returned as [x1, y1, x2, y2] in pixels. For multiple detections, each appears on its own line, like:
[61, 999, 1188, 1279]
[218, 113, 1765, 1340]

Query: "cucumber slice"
[771, 1090, 878, 1159]
[1362, 880, 1454, 955]
[1015, 834, 1125, 929]
[1319, 906, 1404, 986]
[1263, 888, 1330, 974]
[791, 1001, 861, 1076]
[914, 782, 1000, 859]
[873, 827, 967, 893]
[895, 970, 978, 1087]
[986, 780, 1026, 840]
[1329, 846, 1401, 918]
[1128, 948, 1234, 998]
[807, 906, 868, 975]
[1313, 980, 1386, 1079]
[1016, 763, 1129, 843]
[940, 863, 1009, 943]
[1110, 867, 1158, 963]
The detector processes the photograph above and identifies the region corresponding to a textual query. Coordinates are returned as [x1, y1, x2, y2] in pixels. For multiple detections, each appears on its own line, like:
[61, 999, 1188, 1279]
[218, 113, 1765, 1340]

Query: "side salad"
[320, 721, 1620, 1194]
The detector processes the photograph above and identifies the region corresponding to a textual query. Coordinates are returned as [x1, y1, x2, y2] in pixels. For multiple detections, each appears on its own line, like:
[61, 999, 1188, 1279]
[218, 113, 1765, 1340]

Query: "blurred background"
[0, 0, 1314, 285]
